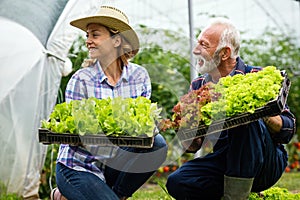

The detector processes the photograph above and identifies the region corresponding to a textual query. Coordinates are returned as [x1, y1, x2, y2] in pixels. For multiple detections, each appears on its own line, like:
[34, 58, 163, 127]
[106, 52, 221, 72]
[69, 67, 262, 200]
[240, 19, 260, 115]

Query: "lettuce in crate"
[41, 96, 162, 137]
[159, 66, 283, 131]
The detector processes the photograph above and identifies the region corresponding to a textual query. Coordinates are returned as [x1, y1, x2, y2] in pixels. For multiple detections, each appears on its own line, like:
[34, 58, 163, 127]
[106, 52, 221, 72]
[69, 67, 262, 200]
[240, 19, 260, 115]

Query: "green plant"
[39, 144, 59, 199]
[240, 27, 300, 139]
[0, 182, 22, 200]
[249, 187, 300, 199]
[42, 97, 162, 136]
[57, 36, 88, 104]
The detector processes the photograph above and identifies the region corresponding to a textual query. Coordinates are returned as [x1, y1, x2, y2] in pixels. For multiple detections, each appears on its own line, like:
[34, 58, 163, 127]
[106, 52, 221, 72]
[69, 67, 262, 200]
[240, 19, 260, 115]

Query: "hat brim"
[70, 16, 139, 55]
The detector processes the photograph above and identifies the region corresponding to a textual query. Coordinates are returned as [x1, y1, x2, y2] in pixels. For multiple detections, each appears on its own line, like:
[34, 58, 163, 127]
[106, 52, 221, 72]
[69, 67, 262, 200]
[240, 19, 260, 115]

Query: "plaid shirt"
[57, 60, 151, 181]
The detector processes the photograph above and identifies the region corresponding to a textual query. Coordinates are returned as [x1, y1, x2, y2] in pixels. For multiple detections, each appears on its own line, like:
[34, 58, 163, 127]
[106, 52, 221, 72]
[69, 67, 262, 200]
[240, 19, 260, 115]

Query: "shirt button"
[114, 90, 118, 96]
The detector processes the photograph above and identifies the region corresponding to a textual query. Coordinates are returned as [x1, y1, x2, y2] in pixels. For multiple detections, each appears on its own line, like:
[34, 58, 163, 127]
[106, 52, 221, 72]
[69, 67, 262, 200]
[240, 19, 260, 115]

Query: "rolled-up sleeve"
[272, 108, 296, 144]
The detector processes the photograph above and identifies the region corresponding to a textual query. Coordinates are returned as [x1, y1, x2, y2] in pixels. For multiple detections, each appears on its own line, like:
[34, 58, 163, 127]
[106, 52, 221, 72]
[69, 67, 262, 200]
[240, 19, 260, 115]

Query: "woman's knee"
[153, 134, 167, 150]
[151, 134, 168, 161]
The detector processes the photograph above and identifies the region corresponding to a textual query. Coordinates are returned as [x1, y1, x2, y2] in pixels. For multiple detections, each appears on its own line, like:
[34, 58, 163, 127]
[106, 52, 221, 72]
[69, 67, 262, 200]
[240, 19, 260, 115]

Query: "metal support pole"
[188, 0, 198, 81]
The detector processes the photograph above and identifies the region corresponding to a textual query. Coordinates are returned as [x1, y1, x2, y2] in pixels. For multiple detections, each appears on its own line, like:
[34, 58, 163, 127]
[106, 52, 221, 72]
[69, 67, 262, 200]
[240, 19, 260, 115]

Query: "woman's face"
[85, 23, 117, 60]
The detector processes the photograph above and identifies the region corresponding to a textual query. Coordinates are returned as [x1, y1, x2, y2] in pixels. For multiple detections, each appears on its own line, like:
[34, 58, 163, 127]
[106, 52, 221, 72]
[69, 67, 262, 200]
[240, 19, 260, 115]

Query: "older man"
[166, 18, 296, 200]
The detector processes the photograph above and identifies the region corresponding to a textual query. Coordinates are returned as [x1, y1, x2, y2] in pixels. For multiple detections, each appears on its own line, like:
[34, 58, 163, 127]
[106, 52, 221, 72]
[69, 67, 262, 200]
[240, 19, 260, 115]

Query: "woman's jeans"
[56, 134, 167, 200]
[166, 120, 288, 200]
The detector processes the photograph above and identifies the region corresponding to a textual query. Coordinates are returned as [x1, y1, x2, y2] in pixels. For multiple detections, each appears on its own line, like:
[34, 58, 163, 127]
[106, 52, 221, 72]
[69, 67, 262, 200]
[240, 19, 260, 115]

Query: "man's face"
[193, 25, 222, 74]
[194, 48, 221, 74]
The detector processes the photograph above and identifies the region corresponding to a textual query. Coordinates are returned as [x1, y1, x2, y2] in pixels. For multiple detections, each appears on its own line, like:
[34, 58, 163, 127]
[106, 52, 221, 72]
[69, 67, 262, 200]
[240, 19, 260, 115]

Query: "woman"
[51, 6, 167, 200]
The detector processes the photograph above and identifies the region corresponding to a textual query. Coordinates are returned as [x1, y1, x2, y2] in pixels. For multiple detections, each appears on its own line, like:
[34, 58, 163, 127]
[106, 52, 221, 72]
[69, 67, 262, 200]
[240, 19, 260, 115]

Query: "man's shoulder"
[244, 65, 263, 73]
[235, 57, 262, 74]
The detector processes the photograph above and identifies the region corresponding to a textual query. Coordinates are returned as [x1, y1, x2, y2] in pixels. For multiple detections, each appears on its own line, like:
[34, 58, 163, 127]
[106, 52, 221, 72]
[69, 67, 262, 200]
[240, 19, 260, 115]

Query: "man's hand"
[181, 137, 203, 153]
[263, 115, 282, 134]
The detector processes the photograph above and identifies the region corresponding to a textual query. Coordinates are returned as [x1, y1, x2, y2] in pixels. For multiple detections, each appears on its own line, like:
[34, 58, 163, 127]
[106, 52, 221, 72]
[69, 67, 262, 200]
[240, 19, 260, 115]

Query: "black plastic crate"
[38, 128, 154, 148]
[178, 70, 291, 141]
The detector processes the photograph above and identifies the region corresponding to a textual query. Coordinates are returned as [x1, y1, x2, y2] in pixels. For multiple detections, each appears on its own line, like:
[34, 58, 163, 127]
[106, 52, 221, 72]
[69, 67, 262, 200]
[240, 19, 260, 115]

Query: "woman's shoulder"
[125, 62, 150, 81]
[73, 61, 99, 78]
[127, 61, 143, 68]
[127, 62, 148, 73]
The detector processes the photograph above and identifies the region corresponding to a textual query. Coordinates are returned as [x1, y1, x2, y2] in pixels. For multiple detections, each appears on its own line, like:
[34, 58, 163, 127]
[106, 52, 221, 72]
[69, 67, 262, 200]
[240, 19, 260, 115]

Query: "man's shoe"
[223, 175, 254, 200]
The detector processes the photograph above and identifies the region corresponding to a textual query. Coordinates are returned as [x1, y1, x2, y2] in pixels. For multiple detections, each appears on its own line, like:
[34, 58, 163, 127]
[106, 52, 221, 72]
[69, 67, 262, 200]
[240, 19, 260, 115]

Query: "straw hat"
[70, 6, 139, 55]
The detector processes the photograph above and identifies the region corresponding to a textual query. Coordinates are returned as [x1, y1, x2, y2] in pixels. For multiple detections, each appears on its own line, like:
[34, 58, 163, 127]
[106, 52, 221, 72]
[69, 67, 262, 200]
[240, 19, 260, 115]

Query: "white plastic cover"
[0, 0, 98, 198]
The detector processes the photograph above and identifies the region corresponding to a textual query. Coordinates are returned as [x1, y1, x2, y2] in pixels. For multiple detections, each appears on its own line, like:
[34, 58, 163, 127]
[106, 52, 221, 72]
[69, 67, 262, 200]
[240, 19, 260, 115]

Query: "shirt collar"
[95, 60, 129, 83]
[230, 57, 248, 76]
[94, 61, 106, 83]
[121, 64, 129, 82]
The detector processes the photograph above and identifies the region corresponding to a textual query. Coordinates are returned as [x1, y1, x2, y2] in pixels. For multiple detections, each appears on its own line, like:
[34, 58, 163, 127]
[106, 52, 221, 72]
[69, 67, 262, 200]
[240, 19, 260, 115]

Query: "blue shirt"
[57, 60, 151, 181]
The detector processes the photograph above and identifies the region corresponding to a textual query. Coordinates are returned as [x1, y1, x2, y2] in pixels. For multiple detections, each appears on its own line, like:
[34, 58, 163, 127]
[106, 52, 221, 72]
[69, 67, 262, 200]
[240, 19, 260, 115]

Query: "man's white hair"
[207, 17, 241, 58]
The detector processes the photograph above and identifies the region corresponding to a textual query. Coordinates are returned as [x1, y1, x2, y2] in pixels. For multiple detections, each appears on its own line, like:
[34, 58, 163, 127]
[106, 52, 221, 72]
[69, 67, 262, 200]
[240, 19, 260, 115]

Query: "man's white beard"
[195, 54, 220, 74]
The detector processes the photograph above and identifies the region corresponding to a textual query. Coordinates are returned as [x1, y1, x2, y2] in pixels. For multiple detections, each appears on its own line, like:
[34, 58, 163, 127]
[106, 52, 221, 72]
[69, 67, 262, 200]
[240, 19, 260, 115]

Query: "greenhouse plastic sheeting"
[0, 0, 98, 198]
